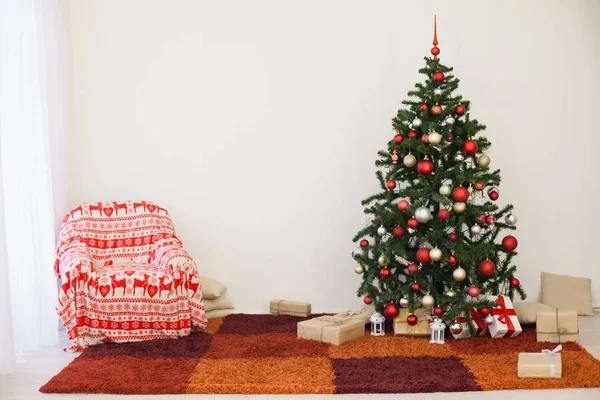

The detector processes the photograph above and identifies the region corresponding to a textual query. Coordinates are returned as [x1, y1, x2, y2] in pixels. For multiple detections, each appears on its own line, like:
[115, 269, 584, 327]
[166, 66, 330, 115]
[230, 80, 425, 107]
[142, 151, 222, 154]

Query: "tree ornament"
[453, 266, 466, 281]
[407, 217, 419, 229]
[363, 295, 372, 305]
[415, 206, 432, 223]
[403, 153, 417, 167]
[377, 226, 387, 236]
[502, 235, 518, 251]
[446, 135, 454, 142]
[431, 104, 443, 115]
[419, 103, 429, 111]
[380, 268, 391, 279]
[392, 150, 399, 164]
[479, 307, 490, 317]
[447, 254, 458, 267]
[455, 104, 465, 115]
[416, 247, 431, 264]
[407, 227, 417, 236]
[406, 314, 419, 326]
[449, 321, 463, 335]
[445, 289, 457, 297]
[376, 215, 382, 220]
[505, 213, 518, 226]
[386, 179, 397, 190]
[422, 294, 435, 308]
[487, 187, 499, 200]
[454, 151, 465, 161]
[399, 297, 409, 307]
[410, 282, 421, 292]
[433, 88, 443, 96]
[378, 254, 389, 267]
[478, 259, 495, 277]
[448, 232, 457, 242]
[412, 118, 423, 128]
[428, 131, 442, 145]
[470, 224, 482, 236]
[384, 303, 400, 320]
[393, 226, 404, 238]
[452, 186, 470, 202]
[417, 159, 434, 175]
[397, 199, 409, 212]
[439, 184, 452, 196]
[474, 181, 486, 191]
[407, 263, 418, 274]
[354, 265, 364, 274]
[453, 202, 466, 213]
[445, 115, 455, 125]
[429, 247, 442, 261]
[484, 315, 495, 325]
[477, 154, 491, 167]
[485, 215, 496, 225]
[462, 139, 478, 156]
[476, 213, 487, 225]
[511, 278, 520, 288]
[359, 239, 369, 247]
[438, 208, 450, 221]
[468, 286, 481, 297]
[393, 134, 404, 144]
[407, 130, 418, 139]
[433, 306, 444, 317]
[433, 71, 445, 82]
[421, 134, 430, 144]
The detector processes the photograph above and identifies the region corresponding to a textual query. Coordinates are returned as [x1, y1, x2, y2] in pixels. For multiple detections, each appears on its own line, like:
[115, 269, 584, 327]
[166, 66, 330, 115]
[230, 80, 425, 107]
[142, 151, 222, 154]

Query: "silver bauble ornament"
[429, 247, 442, 261]
[412, 118, 423, 128]
[428, 131, 442, 145]
[453, 202, 466, 213]
[470, 224, 482, 236]
[445, 289, 456, 298]
[403, 153, 417, 167]
[433, 88, 443, 96]
[454, 152, 465, 161]
[445, 116, 455, 125]
[352, 247, 364, 257]
[407, 227, 417, 237]
[453, 267, 467, 281]
[354, 265, 364, 274]
[399, 298, 409, 307]
[415, 207, 432, 223]
[449, 321, 463, 335]
[439, 184, 452, 196]
[477, 154, 491, 167]
[377, 226, 387, 237]
[505, 213, 518, 226]
[378, 254, 389, 267]
[422, 294, 435, 308]
[484, 315, 495, 325]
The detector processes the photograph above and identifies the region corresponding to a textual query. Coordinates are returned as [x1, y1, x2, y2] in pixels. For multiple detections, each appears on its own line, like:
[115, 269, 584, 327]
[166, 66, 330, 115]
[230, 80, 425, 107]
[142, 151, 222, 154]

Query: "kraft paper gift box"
[518, 345, 563, 379]
[536, 309, 579, 343]
[393, 308, 432, 337]
[333, 304, 375, 324]
[451, 308, 488, 339]
[297, 315, 365, 345]
[488, 295, 522, 338]
[270, 300, 311, 317]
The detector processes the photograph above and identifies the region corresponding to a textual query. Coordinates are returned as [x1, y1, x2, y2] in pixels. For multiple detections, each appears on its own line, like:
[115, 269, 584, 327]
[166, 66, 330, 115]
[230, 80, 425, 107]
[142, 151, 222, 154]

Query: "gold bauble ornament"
[453, 202, 466, 213]
[439, 184, 452, 196]
[403, 153, 417, 168]
[428, 131, 442, 145]
[431, 104, 443, 115]
[477, 154, 491, 167]
[354, 265, 364, 274]
[445, 289, 457, 297]
[378, 254, 390, 267]
[453, 266, 467, 281]
[422, 294, 435, 308]
[429, 247, 442, 261]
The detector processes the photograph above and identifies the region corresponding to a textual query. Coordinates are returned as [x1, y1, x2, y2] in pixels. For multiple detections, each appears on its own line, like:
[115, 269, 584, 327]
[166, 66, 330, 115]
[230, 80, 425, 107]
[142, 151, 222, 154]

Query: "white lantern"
[429, 317, 446, 344]
[370, 312, 386, 336]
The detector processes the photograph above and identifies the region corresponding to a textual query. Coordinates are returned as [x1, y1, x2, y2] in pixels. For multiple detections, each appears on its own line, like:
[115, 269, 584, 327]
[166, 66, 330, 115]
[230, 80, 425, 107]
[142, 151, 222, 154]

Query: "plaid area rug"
[40, 314, 600, 394]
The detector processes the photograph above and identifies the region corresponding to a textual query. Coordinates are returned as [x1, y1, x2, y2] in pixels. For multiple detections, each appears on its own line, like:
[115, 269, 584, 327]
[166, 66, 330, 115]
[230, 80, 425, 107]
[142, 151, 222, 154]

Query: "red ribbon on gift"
[492, 296, 516, 338]
[470, 308, 487, 335]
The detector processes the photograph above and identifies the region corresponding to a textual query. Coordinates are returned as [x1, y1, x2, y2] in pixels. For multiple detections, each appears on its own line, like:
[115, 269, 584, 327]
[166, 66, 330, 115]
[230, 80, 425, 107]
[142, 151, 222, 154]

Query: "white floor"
[2, 312, 600, 400]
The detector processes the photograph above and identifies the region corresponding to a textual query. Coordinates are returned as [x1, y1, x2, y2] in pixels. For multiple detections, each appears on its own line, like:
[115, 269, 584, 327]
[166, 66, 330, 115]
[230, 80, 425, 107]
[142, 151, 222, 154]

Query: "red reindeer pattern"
[156, 206, 168, 215]
[172, 271, 184, 295]
[61, 271, 72, 295]
[88, 202, 103, 216]
[185, 279, 200, 296]
[158, 276, 173, 297]
[113, 201, 128, 216]
[110, 275, 127, 296]
[74, 262, 89, 287]
[133, 273, 150, 296]
[133, 201, 147, 213]
[70, 205, 84, 219]
[88, 276, 99, 295]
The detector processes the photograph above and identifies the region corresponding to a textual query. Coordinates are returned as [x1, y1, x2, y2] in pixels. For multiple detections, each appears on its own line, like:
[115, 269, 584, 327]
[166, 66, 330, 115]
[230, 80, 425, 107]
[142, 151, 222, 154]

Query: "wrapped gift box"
[451, 308, 488, 339]
[333, 304, 374, 324]
[297, 314, 365, 345]
[536, 309, 579, 343]
[518, 346, 563, 379]
[393, 308, 431, 337]
[488, 295, 522, 338]
[270, 300, 311, 317]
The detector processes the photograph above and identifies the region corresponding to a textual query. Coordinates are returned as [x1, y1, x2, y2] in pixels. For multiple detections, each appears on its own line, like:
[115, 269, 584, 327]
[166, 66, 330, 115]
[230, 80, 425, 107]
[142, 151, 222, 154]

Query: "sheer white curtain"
[0, 0, 68, 374]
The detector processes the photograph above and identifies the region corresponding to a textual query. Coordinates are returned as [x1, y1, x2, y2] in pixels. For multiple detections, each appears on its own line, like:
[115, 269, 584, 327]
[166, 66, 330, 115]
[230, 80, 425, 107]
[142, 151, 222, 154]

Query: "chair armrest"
[151, 238, 195, 273]
[55, 243, 94, 282]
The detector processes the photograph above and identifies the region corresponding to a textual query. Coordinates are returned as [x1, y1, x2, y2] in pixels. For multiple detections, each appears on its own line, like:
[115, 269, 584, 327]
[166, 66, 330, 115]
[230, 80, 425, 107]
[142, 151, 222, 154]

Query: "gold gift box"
[297, 315, 366, 345]
[536, 310, 579, 343]
[518, 348, 562, 379]
[393, 308, 431, 337]
[270, 299, 311, 317]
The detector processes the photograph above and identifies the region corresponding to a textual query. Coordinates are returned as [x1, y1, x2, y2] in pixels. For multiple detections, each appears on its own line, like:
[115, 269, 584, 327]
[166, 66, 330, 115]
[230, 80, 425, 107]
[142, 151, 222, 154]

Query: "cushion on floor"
[199, 276, 227, 299]
[541, 272, 593, 316]
[513, 302, 556, 324]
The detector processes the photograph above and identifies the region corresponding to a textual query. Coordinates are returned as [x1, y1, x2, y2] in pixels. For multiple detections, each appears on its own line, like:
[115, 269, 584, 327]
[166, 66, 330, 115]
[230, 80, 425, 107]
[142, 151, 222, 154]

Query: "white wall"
[65, 0, 600, 311]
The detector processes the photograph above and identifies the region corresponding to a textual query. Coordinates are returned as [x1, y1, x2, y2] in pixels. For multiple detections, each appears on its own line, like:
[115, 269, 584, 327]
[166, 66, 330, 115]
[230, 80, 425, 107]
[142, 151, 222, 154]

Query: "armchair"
[55, 201, 208, 350]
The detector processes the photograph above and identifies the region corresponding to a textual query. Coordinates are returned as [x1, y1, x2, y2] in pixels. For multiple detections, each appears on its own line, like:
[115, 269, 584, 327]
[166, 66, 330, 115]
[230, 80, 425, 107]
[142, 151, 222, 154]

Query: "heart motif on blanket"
[103, 207, 114, 217]
[124, 270, 135, 276]
[104, 260, 113, 266]
[146, 204, 157, 213]
[147, 285, 158, 298]
[99, 285, 110, 297]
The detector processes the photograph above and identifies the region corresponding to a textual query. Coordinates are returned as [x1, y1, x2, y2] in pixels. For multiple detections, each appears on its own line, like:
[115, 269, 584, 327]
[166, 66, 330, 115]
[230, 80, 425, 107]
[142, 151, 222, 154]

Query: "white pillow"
[199, 276, 227, 299]
[206, 309, 234, 319]
[204, 296, 234, 312]
[541, 272, 593, 316]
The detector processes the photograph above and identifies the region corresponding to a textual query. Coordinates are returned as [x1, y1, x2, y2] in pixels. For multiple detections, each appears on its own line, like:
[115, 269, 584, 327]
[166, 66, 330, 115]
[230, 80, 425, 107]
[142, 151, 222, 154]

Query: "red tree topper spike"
[431, 15, 440, 59]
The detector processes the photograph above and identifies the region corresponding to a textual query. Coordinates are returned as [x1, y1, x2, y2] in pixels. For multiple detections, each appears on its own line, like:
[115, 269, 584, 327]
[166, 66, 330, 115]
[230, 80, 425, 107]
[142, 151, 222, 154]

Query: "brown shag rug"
[40, 314, 600, 394]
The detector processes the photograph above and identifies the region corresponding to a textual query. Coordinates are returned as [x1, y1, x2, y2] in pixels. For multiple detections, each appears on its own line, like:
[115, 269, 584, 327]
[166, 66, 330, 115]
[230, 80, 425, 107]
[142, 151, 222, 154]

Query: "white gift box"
[488, 295, 522, 339]
[451, 308, 488, 339]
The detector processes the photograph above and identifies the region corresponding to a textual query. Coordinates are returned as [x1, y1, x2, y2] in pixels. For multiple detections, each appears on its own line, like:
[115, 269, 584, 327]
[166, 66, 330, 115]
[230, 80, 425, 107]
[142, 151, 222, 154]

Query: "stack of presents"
[272, 272, 592, 381]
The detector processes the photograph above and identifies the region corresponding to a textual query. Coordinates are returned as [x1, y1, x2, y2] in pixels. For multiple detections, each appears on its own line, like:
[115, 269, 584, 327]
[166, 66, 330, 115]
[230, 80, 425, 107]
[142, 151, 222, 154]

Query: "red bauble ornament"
[447, 254, 458, 267]
[407, 130, 418, 139]
[407, 263, 418, 274]
[433, 71, 445, 82]
[393, 134, 404, 145]
[393, 226, 405, 238]
[419, 103, 429, 111]
[406, 314, 418, 326]
[431, 104, 443, 115]
[485, 215, 496, 225]
[462, 140, 478, 156]
[433, 306, 444, 317]
[452, 186, 470, 202]
[455, 104, 465, 115]
[410, 282, 421, 292]
[384, 303, 400, 320]
[502, 235, 518, 252]
[447, 135, 454, 143]
[478, 259, 495, 277]
[489, 190, 499, 201]
[476, 213, 486, 225]
[359, 239, 369, 247]
[407, 218, 419, 229]
[421, 134, 430, 144]
[510, 278, 520, 288]
[397, 200, 409, 212]
[416, 247, 431, 264]
[448, 232, 457, 242]
[387, 179, 397, 190]
[375, 215, 382, 220]
[468, 286, 481, 297]
[479, 307, 490, 317]
[380, 268, 391, 280]
[363, 295, 372, 305]
[438, 208, 450, 221]
[417, 159, 434, 175]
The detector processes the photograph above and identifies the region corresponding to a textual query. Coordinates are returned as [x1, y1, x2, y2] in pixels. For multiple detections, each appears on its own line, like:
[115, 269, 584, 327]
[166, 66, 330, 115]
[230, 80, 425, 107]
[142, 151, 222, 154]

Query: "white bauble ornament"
[399, 298, 409, 307]
[470, 225, 482, 236]
[453, 266, 467, 281]
[505, 213, 518, 226]
[445, 289, 456, 297]
[484, 315, 495, 325]
[453, 202, 466, 213]
[433, 88, 443, 96]
[422, 294, 435, 308]
[439, 184, 452, 196]
[412, 118, 422, 128]
[415, 207, 432, 223]
[377, 226, 387, 237]
[403, 153, 417, 167]
[477, 154, 491, 167]
[454, 152, 465, 162]
[428, 131, 442, 145]
[445, 116, 455, 125]
[429, 247, 442, 261]
[354, 265, 364, 274]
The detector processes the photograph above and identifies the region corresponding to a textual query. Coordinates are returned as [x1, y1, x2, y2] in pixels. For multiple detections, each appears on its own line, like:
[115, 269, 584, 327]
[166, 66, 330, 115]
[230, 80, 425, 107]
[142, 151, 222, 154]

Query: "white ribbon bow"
[541, 344, 562, 378]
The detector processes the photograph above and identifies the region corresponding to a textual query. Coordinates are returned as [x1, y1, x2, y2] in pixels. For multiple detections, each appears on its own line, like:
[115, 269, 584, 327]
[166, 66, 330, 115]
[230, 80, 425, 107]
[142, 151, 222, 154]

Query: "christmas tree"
[352, 18, 525, 333]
